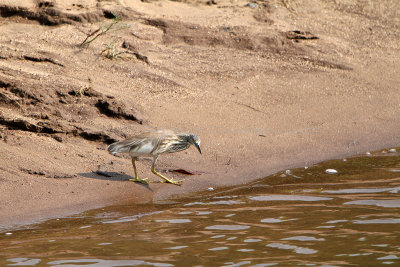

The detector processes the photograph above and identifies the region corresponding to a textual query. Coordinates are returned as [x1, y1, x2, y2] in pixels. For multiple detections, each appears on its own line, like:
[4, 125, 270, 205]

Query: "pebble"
[245, 2, 259, 8]
[366, 152, 371, 155]
[207, 187, 214, 191]
[389, 148, 396, 153]
[325, 169, 338, 174]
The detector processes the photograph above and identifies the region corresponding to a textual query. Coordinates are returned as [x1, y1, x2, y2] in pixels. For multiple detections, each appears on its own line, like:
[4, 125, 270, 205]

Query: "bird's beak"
[195, 143, 202, 154]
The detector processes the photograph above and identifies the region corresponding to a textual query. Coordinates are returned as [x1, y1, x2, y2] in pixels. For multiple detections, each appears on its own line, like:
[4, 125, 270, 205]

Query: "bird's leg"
[151, 156, 183, 186]
[128, 157, 148, 184]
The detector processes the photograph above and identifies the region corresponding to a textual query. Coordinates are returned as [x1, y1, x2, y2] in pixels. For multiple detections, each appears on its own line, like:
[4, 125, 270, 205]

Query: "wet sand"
[0, 0, 399, 228]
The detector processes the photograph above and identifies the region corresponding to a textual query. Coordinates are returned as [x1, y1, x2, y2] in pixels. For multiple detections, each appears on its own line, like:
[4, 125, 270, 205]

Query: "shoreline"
[1, 0, 400, 231]
[2, 136, 399, 231]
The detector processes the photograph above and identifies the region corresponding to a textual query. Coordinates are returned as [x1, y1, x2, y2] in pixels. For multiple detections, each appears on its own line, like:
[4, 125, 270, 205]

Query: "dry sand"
[0, 0, 399, 228]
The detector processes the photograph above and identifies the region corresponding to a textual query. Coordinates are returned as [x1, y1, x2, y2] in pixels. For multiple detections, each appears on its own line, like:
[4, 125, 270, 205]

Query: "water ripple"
[155, 219, 191, 224]
[244, 238, 262, 242]
[266, 243, 318, 254]
[46, 259, 173, 267]
[378, 255, 399, 260]
[7, 258, 41, 266]
[344, 200, 400, 208]
[184, 200, 244, 206]
[166, 246, 188, 250]
[353, 218, 400, 224]
[102, 211, 163, 224]
[281, 236, 325, 241]
[209, 246, 229, 251]
[249, 195, 333, 202]
[324, 187, 400, 194]
[261, 218, 297, 223]
[205, 225, 250, 230]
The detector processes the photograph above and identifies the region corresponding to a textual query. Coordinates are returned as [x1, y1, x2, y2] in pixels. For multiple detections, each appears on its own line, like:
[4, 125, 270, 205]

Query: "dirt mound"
[0, 0, 140, 25]
[145, 18, 295, 53]
[0, 71, 142, 143]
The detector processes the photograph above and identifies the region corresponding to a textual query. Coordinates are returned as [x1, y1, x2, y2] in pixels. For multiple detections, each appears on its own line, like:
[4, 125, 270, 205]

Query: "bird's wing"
[107, 129, 176, 155]
[129, 136, 161, 155]
[107, 138, 144, 154]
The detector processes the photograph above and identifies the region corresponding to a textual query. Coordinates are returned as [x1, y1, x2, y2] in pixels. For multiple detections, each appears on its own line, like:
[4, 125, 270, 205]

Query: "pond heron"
[107, 129, 201, 185]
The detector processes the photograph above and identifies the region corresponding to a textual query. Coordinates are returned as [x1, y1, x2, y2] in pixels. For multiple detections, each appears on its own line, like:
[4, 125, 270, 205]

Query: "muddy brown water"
[1, 149, 400, 266]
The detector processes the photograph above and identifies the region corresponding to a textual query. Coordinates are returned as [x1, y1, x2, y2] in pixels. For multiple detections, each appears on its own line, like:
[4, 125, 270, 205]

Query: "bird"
[107, 129, 201, 185]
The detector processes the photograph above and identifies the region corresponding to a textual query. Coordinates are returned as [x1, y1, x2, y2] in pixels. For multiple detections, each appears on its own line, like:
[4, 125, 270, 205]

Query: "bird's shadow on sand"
[78, 171, 154, 191]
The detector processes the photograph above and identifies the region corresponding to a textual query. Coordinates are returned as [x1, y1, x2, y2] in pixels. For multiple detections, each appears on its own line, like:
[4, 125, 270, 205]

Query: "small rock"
[348, 141, 359, 148]
[245, 2, 259, 8]
[52, 135, 63, 142]
[50, 174, 77, 179]
[366, 152, 371, 155]
[286, 30, 319, 40]
[389, 148, 396, 153]
[325, 169, 338, 174]
[207, 187, 214, 191]
[21, 168, 46, 176]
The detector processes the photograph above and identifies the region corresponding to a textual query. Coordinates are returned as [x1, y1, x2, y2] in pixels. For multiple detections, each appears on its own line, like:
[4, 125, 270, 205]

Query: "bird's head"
[188, 134, 202, 154]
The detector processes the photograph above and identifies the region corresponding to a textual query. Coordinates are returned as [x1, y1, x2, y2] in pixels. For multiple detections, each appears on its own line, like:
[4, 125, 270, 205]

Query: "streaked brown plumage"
[107, 129, 201, 185]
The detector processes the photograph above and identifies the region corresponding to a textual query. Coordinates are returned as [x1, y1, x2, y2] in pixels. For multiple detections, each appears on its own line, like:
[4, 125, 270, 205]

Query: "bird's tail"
[107, 141, 131, 155]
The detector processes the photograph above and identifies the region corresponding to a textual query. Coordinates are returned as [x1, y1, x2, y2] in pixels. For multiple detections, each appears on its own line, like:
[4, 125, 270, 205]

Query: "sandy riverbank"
[0, 0, 399, 228]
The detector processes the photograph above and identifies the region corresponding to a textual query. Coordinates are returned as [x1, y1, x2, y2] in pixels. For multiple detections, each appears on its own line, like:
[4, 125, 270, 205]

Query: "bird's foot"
[128, 178, 149, 184]
[161, 178, 184, 186]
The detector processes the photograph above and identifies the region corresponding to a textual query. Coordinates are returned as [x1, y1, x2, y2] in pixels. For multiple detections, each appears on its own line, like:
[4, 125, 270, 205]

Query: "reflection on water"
[248, 194, 333, 201]
[1, 149, 400, 266]
[345, 199, 400, 208]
